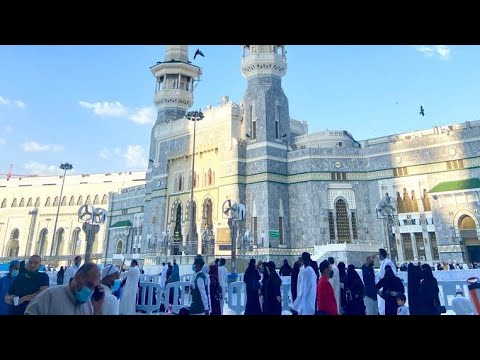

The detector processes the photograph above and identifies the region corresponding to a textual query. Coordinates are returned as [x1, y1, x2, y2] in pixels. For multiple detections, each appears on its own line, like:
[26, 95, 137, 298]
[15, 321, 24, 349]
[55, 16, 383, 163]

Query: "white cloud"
[79, 100, 128, 117]
[124, 145, 147, 169]
[24, 161, 75, 176]
[415, 45, 451, 60]
[129, 107, 156, 125]
[98, 145, 146, 169]
[0, 95, 26, 108]
[79, 100, 155, 125]
[98, 147, 122, 160]
[99, 147, 111, 160]
[0, 138, 5, 145]
[22, 141, 64, 152]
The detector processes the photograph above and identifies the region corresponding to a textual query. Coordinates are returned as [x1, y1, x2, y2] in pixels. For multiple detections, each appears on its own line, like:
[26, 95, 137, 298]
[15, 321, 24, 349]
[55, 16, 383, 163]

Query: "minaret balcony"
[241, 53, 287, 78]
[154, 89, 193, 107]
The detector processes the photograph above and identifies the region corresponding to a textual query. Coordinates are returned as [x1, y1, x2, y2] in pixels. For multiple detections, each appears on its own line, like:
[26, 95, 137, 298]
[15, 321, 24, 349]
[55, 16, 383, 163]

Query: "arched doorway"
[201, 198, 214, 254]
[335, 199, 351, 243]
[459, 215, 480, 262]
[173, 204, 182, 255]
[116, 240, 123, 254]
[55, 228, 65, 256]
[70, 227, 82, 255]
[6, 229, 20, 257]
[38, 229, 48, 257]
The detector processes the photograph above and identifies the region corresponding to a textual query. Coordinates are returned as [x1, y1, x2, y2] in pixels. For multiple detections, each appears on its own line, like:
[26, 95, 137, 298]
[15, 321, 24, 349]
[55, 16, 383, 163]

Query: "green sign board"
[269, 230, 279, 238]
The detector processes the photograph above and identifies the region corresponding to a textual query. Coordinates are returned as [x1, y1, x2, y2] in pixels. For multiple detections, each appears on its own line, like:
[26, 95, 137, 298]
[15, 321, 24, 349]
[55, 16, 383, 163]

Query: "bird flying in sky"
[194, 49, 204, 60]
[420, 106, 425, 116]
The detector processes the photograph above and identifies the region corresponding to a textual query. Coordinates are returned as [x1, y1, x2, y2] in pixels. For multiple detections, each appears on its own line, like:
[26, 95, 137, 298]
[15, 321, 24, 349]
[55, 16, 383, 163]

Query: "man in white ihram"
[218, 258, 228, 314]
[119, 259, 141, 315]
[160, 262, 168, 288]
[100, 264, 121, 315]
[376, 248, 396, 315]
[291, 252, 317, 315]
[328, 257, 341, 314]
[63, 256, 82, 285]
[452, 285, 477, 315]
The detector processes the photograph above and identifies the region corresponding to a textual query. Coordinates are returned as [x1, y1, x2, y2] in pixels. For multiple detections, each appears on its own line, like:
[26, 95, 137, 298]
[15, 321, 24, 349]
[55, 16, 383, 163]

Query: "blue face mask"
[12, 270, 19, 277]
[111, 279, 122, 292]
[75, 286, 94, 303]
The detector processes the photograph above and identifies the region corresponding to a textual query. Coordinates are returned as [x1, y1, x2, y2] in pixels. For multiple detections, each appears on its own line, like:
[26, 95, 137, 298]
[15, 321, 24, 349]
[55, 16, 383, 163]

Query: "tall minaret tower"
[150, 45, 201, 125]
[143, 45, 201, 249]
[241, 45, 292, 249]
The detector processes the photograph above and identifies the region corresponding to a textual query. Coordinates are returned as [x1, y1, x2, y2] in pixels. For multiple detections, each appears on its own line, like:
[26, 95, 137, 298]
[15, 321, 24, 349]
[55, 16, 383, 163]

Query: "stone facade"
[0, 172, 145, 266]
[105, 45, 480, 268]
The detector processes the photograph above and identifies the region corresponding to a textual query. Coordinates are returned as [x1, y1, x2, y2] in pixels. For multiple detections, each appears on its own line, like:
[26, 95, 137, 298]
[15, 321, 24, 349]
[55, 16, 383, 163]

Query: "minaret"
[150, 45, 201, 125]
[241, 45, 292, 249]
[143, 46, 201, 252]
[241, 45, 289, 143]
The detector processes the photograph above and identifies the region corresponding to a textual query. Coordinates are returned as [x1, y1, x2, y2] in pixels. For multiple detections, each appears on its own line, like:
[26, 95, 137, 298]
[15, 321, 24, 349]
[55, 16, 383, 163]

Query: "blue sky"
[1, 45, 479, 176]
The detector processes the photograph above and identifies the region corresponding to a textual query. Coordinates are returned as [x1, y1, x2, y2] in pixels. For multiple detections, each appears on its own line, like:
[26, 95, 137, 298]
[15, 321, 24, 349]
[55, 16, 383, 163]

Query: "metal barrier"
[227, 281, 246, 315]
[136, 282, 163, 314]
[165, 281, 191, 314]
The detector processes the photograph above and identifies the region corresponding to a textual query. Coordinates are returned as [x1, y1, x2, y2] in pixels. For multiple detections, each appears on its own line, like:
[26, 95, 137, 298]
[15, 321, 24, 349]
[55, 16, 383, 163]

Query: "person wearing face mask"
[0, 260, 20, 315]
[24, 262, 104, 315]
[5, 255, 49, 315]
[63, 256, 82, 285]
[100, 264, 121, 315]
[361, 256, 378, 315]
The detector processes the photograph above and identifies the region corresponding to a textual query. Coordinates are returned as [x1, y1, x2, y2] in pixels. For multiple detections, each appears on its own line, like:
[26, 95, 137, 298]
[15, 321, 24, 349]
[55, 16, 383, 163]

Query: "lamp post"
[186, 110, 204, 253]
[376, 193, 398, 262]
[26, 209, 38, 256]
[50, 163, 73, 257]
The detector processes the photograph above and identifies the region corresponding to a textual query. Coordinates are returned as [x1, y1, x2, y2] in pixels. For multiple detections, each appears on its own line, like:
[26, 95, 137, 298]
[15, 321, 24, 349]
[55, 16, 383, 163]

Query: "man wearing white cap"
[452, 285, 477, 315]
[101, 264, 121, 315]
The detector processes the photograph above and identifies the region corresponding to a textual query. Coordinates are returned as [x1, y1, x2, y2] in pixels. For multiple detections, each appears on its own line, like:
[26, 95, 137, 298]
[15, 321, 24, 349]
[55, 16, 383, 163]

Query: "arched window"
[53, 196, 59, 206]
[45, 197, 51, 207]
[1, 199, 6, 208]
[19, 198, 25, 207]
[116, 240, 123, 254]
[54, 228, 65, 256]
[11, 198, 17, 207]
[178, 176, 183, 192]
[85, 195, 91, 205]
[403, 188, 413, 213]
[208, 169, 212, 186]
[70, 227, 81, 254]
[93, 195, 99, 205]
[69, 196, 75, 206]
[101, 194, 108, 205]
[35, 197, 40, 207]
[61, 196, 67, 206]
[335, 199, 351, 243]
[6, 229, 20, 257]
[77, 196, 83, 206]
[27, 198, 33, 207]
[411, 190, 419, 212]
[193, 172, 197, 188]
[37, 228, 48, 257]
[422, 189, 431, 211]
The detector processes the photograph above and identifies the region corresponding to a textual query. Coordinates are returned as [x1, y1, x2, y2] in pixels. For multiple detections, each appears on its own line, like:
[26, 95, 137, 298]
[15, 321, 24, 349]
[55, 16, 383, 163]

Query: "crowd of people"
[0, 248, 478, 316]
[242, 248, 478, 316]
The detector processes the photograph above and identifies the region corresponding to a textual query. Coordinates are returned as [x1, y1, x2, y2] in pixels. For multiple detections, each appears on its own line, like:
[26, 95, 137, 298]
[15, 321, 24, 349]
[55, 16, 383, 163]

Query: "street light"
[375, 193, 398, 262]
[50, 163, 73, 257]
[186, 110, 204, 253]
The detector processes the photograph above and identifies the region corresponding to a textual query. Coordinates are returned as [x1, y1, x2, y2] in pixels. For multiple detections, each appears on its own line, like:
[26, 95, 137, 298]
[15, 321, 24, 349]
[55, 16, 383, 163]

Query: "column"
[411, 232, 419, 261]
